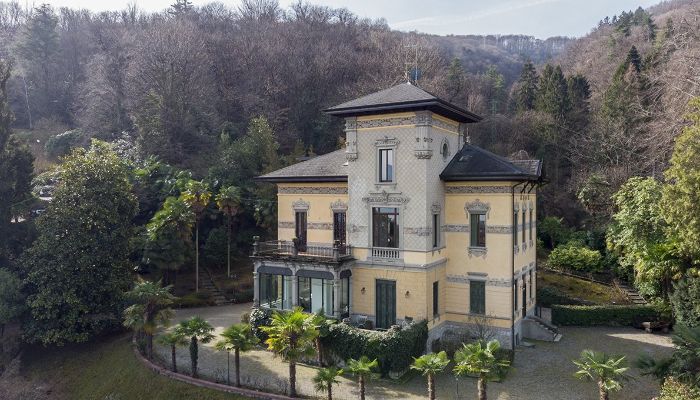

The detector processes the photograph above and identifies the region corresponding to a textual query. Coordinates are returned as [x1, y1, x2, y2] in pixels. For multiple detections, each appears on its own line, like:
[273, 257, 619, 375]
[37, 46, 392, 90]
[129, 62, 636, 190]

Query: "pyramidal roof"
[324, 82, 481, 123]
[440, 144, 542, 182]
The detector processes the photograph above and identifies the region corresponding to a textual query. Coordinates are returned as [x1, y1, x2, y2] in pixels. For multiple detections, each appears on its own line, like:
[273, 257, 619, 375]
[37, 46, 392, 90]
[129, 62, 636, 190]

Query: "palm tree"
[453, 340, 511, 400]
[261, 307, 319, 397]
[144, 196, 195, 285]
[311, 312, 333, 366]
[313, 366, 343, 400]
[411, 351, 450, 400]
[573, 350, 630, 400]
[181, 180, 211, 292]
[157, 331, 188, 372]
[215, 186, 241, 278]
[345, 356, 378, 400]
[215, 323, 259, 387]
[175, 316, 215, 378]
[123, 280, 176, 359]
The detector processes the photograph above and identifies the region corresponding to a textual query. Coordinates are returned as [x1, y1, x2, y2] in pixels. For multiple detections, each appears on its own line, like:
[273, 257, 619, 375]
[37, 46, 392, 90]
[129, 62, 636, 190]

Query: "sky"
[41, 0, 663, 38]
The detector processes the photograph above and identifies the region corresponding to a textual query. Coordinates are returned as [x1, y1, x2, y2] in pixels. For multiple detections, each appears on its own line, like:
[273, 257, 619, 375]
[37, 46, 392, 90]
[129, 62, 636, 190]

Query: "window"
[260, 274, 293, 310]
[372, 207, 399, 248]
[333, 212, 346, 246]
[379, 148, 394, 182]
[469, 280, 485, 315]
[433, 281, 439, 317]
[295, 211, 307, 251]
[298, 277, 334, 314]
[432, 213, 440, 248]
[470, 213, 486, 247]
[441, 141, 449, 160]
[514, 280, 519, 312]
[522, 210, 526, 243]
[529, 209, 533, 241]
[340, 277, 350, 318]
[513, 209, 518, 245]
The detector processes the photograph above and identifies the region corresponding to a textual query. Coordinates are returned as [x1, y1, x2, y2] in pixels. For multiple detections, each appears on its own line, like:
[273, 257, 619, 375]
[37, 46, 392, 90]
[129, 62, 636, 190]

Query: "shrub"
[203, 227, 228, 268]
[670, 278, 700, 328]
[249, 307, 273, 341]
[551, 305, 662, 326]
[536, 286, 585, 307]
[240, 312, 251, 324]
[659, 377, 700, 400]
[321, 320, 428, 377]
[547, 243, 603, 272]
[538, 216, 571, 249]
[45, 129, 83, 158]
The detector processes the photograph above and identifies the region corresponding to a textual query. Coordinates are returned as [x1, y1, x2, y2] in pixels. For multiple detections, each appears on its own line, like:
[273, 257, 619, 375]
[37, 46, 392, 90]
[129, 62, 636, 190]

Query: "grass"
[538, 270, 630, 305]
[17, 333, 249, 400]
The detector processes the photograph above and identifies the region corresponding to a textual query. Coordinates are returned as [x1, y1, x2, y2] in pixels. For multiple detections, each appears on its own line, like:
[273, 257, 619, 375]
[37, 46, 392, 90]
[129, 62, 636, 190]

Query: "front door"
[375, 280, 396, 329]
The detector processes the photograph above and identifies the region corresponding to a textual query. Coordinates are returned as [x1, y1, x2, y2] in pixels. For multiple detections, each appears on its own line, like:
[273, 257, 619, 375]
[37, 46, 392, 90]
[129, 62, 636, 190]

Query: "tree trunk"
[359, 376, 366, 400]
[171, 344, 178, 373]
[328, 385, 333, 400]
[598, 380, 609, 400]
[227, 216, 231, 278]
[289, 361, 297, 397]
[195, 222, 199, 293]
[428, 374, 435, 400]
[190, 337, 198, 378]
[147, 333, 153, 359]
[235, 348, 241, 387]
[316, 337, 323, 366]
[227, 351, 231, 385]
[478, 376, 487, 400]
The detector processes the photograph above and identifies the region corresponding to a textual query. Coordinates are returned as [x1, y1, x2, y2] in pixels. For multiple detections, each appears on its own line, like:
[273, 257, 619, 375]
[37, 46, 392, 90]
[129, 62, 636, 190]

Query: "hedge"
[321, 320, 428, 377]
[551, 304, 662, 326]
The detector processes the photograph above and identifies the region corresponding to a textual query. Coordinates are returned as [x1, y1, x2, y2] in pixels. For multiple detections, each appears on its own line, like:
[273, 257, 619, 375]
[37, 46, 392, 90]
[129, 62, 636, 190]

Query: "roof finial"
[404, 42, 419, 84]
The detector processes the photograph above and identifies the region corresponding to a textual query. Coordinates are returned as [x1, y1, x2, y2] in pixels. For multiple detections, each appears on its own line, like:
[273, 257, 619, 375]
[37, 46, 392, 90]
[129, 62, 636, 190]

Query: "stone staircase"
[522, 315, 562, 342]
[198, 267, 230, 306]
[616, 282, 647, 305]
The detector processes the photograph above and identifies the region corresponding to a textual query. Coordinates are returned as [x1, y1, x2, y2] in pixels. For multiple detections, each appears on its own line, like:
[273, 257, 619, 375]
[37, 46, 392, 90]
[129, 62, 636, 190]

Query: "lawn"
[538, 270, 631, 305]
[1, 333, 248, 400]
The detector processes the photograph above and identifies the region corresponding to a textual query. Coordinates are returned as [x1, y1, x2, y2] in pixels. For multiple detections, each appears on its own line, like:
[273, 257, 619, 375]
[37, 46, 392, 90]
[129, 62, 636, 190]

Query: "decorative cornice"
[433, 118, 459, 133]
[292, 198, 310, 211]
[374, 136, 400, 147]
[445, 186, 512, 194]
[279, 186, 348, 195]
[468, 246, 487, 258]
[465, 199, 490, 214]
[330, 199, 348, 212]
[362, 190, 409, 204]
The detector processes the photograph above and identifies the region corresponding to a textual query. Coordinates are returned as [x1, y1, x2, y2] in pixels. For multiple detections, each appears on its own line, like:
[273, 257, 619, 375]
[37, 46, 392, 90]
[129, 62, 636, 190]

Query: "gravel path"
[155, 304, 674, 400]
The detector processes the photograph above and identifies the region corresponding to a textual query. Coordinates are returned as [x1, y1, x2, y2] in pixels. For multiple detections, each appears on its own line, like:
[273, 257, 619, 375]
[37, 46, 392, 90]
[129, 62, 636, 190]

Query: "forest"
[1, 0, 700, 386]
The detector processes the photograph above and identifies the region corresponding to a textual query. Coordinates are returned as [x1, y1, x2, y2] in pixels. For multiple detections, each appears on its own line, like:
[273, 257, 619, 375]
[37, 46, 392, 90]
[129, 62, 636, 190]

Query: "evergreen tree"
[445, 58, 466, 103]
[515, 61, 538, 113]
[22, 141, 138, 345]
[567, 74, 591, 128]
[12, 4, 61, 125]
[536, 64, 569, 121]
[485, 65, 505, 115]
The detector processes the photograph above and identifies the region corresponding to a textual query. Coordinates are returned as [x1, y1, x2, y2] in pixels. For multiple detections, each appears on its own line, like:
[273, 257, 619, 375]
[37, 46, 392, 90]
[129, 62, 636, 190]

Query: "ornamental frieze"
[278, 221, 294, 229]
[443, 224, 469, 232]
[308, 222, 333, 230]
[405, 227, 431, 236]
[279, 186, 348, 195]
[292, 199, 310, 211]
[362, 190, 409, 204]
[445, 186, 512, 194]
[465, 199, 490, 215]
[486, 225, 513, 234]
[432, 118, 459, 133]
[358, 116, 415, 129]
[330, 199, 348, 211]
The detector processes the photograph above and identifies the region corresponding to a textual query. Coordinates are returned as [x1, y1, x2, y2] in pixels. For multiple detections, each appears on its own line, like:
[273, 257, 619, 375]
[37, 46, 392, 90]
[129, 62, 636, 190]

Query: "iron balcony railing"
[252, 238, 352, 261]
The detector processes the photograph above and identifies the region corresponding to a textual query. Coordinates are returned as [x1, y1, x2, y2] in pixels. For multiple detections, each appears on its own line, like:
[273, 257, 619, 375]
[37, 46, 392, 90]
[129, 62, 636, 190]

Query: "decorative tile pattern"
[445, 186, 512, 194]
[486, 225, 513, 234]
[444, 224, 469, 232]
[308, 222, 333, 230]
[279, 186, 348, 195]
[405, 227, 431, 236]
[278, 221, 294, 229]
[358, 116, 414, 129]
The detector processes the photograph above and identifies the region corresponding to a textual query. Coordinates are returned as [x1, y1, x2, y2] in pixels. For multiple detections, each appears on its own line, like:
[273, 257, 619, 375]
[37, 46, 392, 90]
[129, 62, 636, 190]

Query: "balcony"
[371, 246, 401, 260]
[252, 238, 353, 263]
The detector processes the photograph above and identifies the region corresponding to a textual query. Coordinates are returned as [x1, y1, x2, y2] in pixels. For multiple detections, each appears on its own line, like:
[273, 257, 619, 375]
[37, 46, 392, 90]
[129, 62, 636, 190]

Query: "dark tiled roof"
[440, 144, 542, 182]
[255, 149, 348, 183]
[324, 82, 481, 123]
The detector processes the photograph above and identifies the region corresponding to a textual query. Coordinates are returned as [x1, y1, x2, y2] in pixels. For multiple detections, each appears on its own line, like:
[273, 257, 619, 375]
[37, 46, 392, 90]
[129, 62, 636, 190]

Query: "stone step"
[554, 333, 563, 342]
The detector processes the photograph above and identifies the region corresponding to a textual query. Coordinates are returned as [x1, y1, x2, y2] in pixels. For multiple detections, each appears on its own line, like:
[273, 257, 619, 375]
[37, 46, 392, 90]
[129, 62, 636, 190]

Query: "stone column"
[292, 275, 299, 307]
[253, 270, 260, 307]
[333, 278, 341, 319]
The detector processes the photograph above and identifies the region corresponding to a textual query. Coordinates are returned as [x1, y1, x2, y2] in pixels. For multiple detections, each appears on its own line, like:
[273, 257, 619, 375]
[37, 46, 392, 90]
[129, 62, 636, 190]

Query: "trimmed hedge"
[551, 304, 661, 326]
[321, 320, 428, 377]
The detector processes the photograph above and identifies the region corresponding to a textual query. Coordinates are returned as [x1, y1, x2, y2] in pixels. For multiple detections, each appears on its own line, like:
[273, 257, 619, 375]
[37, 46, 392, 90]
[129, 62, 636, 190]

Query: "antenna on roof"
[404, 42, 420, 84]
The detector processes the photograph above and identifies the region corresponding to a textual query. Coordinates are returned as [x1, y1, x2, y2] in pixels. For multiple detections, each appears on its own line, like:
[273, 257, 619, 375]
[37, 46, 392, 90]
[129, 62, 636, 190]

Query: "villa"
[251, 82, 546, 348]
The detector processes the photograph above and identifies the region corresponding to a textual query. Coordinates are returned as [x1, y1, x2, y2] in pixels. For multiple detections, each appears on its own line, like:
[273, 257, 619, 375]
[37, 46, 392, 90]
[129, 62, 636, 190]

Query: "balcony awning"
[297, 269, 334, 280]
[257, 265, 293, 276]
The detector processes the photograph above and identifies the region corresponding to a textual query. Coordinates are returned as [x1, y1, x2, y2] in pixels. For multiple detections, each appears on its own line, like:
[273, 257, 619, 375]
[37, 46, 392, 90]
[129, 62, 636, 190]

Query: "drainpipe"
[511, 181, 526, 351]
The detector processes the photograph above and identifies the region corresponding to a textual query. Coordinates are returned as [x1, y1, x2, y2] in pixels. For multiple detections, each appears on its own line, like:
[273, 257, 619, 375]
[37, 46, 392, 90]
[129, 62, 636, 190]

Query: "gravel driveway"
[156, 304, 674, 400]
